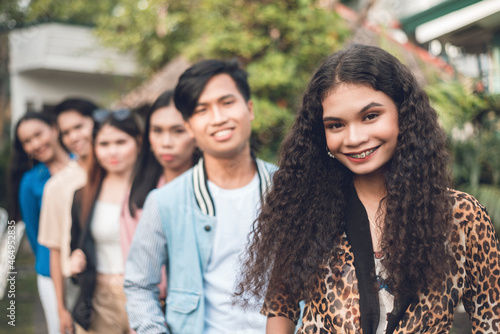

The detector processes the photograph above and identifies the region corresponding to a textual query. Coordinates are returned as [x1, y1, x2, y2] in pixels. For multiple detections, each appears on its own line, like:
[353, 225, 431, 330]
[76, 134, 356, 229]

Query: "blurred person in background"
[123, 89, 199, 306]
[69, 109, 141, 333]
[38, 98, 97, 334]
[9, 111, 72, 334]
[125, 59, 276, 334]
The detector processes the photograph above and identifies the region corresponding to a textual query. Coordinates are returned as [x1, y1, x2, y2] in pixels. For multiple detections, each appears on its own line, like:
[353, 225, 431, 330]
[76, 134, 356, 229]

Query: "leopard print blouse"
[262, 190, 500, 333]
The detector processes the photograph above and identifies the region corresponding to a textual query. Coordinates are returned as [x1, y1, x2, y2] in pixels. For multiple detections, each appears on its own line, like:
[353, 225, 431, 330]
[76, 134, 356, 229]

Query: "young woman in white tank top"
[69, 109, 141, 333]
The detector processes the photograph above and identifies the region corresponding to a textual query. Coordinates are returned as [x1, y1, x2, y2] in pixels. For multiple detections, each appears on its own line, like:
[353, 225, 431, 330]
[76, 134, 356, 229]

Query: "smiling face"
[322, 84, 399, 177]
[17, 119, 60, 163]
[184, 74, 254, 160]
[149, 105, 196, 173]
[57, 110, 94, 159]
[94, 124, 139, 176]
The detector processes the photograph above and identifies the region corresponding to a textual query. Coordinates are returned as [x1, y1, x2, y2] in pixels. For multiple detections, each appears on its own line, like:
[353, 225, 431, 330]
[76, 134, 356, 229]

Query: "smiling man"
[124, 59, 276, 334]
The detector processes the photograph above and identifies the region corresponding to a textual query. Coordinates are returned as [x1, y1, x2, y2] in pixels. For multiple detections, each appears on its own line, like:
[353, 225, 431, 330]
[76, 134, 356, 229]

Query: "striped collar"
[192, 157, 272, 217]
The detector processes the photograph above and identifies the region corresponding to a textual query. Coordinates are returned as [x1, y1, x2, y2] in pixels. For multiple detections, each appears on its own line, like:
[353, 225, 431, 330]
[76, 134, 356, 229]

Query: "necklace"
[368, 217, 378, 230]
[369, 217, 383, 257]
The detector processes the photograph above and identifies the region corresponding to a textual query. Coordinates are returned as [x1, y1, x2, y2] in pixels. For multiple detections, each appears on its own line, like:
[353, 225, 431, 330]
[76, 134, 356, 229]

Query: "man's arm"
[124, 193, 169, 333]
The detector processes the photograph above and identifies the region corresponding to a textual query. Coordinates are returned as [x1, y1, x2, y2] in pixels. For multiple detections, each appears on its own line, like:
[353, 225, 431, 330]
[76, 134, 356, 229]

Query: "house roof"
[400, 0, 482, 35]
[400, 0, 500, 54]
[113, 56, 190, 110]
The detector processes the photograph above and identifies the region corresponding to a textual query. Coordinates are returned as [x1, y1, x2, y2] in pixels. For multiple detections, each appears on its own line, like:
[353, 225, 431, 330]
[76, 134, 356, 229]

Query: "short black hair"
[174, 59, 250, 120]
[53, 98, 98, 118]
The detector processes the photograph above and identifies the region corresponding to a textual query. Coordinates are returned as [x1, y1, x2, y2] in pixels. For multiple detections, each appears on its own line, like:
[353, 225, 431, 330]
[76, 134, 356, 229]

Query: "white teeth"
[214, 129, 231, 138]
[349, 148, 376, 159]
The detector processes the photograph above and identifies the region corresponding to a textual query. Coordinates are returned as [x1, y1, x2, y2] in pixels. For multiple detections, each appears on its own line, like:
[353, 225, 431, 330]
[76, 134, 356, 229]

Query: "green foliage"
[184, 0, 349, 159]
[426, 81, 488, 132]
[251, 97, 295, 163]
[26, 0, 116, 26]
[24, 0, 351, 160]
[427, 81, 500, 231]
[0, 0, 28, 28]
[94, 0, 196, 74]
[450, 111, 500, 187]
[90, 0, 350, 159]
[183, 0, 349, 106]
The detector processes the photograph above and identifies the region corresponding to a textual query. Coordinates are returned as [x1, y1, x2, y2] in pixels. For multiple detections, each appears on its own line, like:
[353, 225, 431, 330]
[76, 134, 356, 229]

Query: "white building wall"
[9, 22, 138, 128]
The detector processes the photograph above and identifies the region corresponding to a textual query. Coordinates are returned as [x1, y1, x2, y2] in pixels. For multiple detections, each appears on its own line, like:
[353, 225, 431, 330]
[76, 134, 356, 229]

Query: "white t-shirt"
[90, 201, 124, 274]
[203, 173, 267, 334]
[374, 254, 394, 334]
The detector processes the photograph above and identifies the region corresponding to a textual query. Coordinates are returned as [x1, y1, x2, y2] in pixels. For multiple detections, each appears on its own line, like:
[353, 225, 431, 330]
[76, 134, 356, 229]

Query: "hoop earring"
[326, 146, 335, 159]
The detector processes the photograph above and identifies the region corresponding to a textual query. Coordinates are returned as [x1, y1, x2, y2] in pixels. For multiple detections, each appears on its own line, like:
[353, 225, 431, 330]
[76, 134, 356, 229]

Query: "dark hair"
[128, 90, 200, 216]
[78, 110, 142, 225]
[237, 44, 453, 304]
[52, 98, 98, 118]
[8, 112, 58, 221]
[174, 59, 250, 119]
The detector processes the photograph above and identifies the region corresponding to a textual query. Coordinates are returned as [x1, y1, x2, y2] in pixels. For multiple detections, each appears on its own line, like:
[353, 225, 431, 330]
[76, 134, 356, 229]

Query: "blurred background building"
[343, 0, 500, 93]
[8, 22, 138, 128]
[401, 0, 500, 93]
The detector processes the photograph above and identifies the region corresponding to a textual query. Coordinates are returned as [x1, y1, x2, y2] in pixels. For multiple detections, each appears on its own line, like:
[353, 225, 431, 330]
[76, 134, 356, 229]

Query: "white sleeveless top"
[90, 201, 124, 274]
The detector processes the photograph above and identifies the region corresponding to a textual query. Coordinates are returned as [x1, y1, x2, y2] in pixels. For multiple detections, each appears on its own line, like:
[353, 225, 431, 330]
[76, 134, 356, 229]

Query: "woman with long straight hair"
[125, 89, 198, 250]
[237, 44, 500, 333]
[69, 109, 141, 333]
[123, 90, 198, 306]
[9, 111, 71, 334]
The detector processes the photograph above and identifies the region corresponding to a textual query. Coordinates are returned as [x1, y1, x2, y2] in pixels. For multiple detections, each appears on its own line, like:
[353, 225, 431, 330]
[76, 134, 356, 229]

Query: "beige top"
[38, 160, 87, 277]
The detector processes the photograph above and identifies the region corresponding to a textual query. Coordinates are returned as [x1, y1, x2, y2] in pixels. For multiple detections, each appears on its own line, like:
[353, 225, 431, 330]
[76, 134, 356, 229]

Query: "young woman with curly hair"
[236, 44, 500, 334]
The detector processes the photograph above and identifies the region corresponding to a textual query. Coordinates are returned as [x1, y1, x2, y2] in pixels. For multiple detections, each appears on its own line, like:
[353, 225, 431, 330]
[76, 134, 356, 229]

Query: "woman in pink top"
[122, 90, 199, 302]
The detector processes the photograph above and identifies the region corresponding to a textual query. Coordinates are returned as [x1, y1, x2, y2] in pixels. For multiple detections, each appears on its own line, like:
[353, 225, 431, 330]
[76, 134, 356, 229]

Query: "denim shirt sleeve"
[19, 173, 40, 254]
[124, 192, 169, 334]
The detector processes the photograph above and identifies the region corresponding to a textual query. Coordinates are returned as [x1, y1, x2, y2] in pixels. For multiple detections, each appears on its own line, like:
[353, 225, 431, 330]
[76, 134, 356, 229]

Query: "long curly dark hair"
[236, 44, 453, 304]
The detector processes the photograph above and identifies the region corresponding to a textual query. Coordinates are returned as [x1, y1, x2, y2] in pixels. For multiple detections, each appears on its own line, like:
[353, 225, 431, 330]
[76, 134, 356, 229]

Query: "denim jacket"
[124, 158, 276, 334]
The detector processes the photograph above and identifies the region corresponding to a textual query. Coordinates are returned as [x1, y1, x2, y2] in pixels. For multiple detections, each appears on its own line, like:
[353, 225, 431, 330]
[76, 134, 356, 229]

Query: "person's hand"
[70, 249, 86, 275]
[58, 308, 74, 334]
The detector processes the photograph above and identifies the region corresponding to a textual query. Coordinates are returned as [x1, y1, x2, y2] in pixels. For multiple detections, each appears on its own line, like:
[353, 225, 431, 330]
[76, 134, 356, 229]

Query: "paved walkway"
[33, 295, 48, 334]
